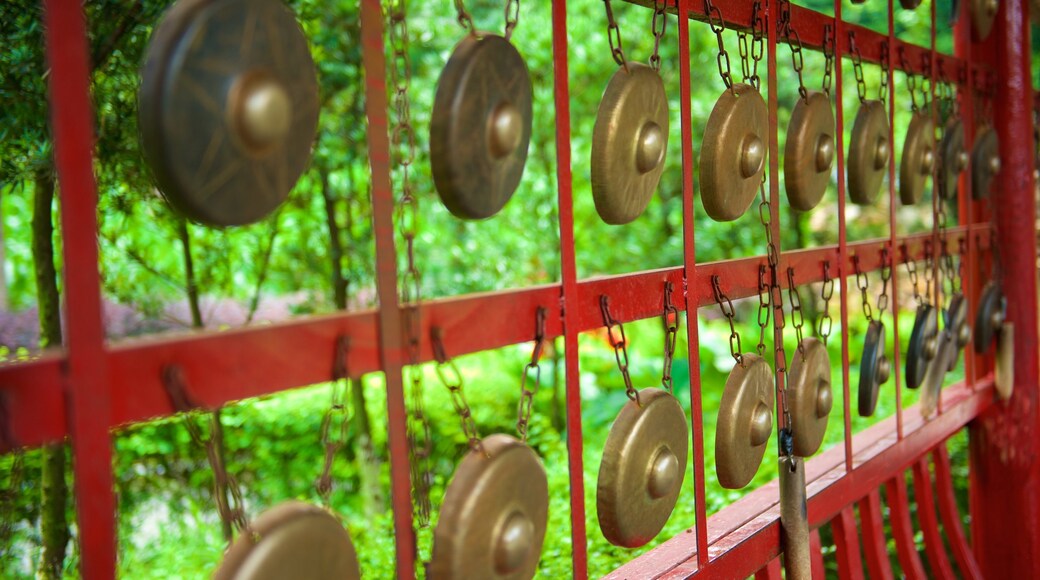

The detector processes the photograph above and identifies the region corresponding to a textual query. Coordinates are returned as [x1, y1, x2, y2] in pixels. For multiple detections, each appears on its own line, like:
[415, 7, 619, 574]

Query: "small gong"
[214, 501, 361, 580]
[430, 34, 533, 220]
[899, 112, 935, 206]
[971, 126, 1001, 200]
[430, 434, 548, 579]
[920, 331, 953, 418]
[700, 84, 768, 221]
[597, 388, 688, 548]
[938, 118, 968, 200]
[858, 320, 891, 417]
[787, 338, 833, 457]
[974, 281, 1006, 353]
[139, 0, 320, 227]
[716, 354, 774, 489]
[848, 100, 891, 206]
[905, 304, 939, 390]
[945, 292, 972, 371]
[971, 0, 999, 39]
[591, 63, 670, 225]
[784, 91, 836, 212]
[995, 322, 1015, 400]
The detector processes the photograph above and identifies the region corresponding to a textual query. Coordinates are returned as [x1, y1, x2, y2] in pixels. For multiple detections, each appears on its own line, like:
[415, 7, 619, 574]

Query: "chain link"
[504, 0, 520, 39]
[517, 308, 546, 443]
[600, 295, 641, 405]
[316, 336, 351, 507]
[757, 265, 771, 357]
[602, 0, 628, 68]
[923, 239, 935, 300]
[452, 0, 475, 33]
[822, 25, 834, 96]
[432, 329, 484, 454]
[650, 0, 668, 71]
[777, 0, 806, 100]
[906, 258, 922, 304]
[704, 0, 733, 89]
[662, 282, 680, 394]
[818, 261, 834, 344]
[737, 0, 765, 90]
[853, 255, 874, 322]
[936, 183, 955, 308]
[900, 47, 921, 112]
[849, 31, 867, 103]
[712, 276, 744, 367]
[786, 268, 806, 359]
[879, 41, 890, 106]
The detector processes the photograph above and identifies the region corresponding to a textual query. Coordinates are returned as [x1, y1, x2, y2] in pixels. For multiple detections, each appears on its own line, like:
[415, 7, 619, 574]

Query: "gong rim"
[939, 118, 967, 200]
[858, 320, 889, 417]
[597, 388, 688, 548]
[905, 303, 938, 389]
[699, 84, 768, 222]
[430, 33, 533, 220]
[139, 0, 320, 227]
[971, 0, 999, 39]
[974, 281, 1006, 353]
[920, 331, 952, 418]
[591, 63, 670, 225]
[213, 501, 361, 580]
[716, 354, 774, 489]
[430, 433, 548, 579]
[971, 126, 1001, 200]
[784, 91, 836, 212]
[899, 112, 935, 206]
[847, 100, 891, 206]
[787, 338, 833, 457]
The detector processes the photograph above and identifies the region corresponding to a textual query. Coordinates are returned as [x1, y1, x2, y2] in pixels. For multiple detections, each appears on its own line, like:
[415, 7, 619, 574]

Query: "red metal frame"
[3, 0, 1036, 578]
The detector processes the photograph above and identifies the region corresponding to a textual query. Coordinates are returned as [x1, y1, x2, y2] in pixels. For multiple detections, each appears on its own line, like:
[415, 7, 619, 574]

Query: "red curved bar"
[911, 457, 956, 578]
[885, 475, 928, 580]
[831, 506, 865, 580]
[810, 528, 826, 579]
[932, 446, 983, 580]
[858, 490, 895, 580]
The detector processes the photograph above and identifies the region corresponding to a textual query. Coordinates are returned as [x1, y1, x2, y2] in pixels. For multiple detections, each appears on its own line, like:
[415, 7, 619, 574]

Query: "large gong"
[847, 100, 891, 206]
[784, 91, 836, 212]
[899, 112, 935, 206]
[699, 84, 768, 222]
[905, 303, 939, 389]
[971, 126, 1001, 200]
[430, 34, 533, 220]
[430, 434, 548, 579]
[938, 118, 967, 200]
[139, 0, 320, 227]
[214, 501, 361, 579]
[858, 320, 891, 417]
[716, 354, 774, 489]
[597, 388, 688, 547]
[591, 63, 670, 225]
[787, 338, 833, 457]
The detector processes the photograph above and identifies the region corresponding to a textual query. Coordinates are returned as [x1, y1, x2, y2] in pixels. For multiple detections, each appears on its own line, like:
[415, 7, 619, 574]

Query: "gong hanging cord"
[517, 307, 547, 444]
[432, 328, 487, 456]
[316, 336, 352, 509]
[848, 31, 868, 104]
[662, 282, 680, 394]
[711, 275, 745, 368]
[600, 295, 642, 406]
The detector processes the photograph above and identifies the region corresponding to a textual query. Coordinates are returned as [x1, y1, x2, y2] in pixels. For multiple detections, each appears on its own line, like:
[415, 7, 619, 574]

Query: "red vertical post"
[969, 0, 1040, 577]
[886, 0, 904, 436]
[834, 0, 853, 473]
[42, 2, 116, 578]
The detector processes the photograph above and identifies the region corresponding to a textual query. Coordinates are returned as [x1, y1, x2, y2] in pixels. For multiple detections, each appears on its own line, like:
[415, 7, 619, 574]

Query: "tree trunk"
[32, 165, 69, 580]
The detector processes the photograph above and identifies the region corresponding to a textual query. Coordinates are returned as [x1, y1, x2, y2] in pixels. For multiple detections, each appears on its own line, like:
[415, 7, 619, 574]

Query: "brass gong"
[905, 304, 939, 390]
[597, 388, 688, 548]
[716, 354, 774, 489]
[214, 501, 361, 580]
[430, 34, 533, 220]
[848, 100, 891, 206]
[971, 0, 999, 40]
[858, 320, 891, 417]
[938, 118, 967, 200]
[974, 281, 1006, 353]
[945, 292, 972, 371]
[139, 0, 320, 227]
[971, 126, 1001, 200]
[700, 84, 768, 222]
[995, 322, 1015, 400]
[430, 434, 548, 579]
[591, 63, 670, 225]
[920, 331, 953, 418]
[899, 112, 935, 206]
[787, 338, 833, 457]
[784, 91, 836, 212]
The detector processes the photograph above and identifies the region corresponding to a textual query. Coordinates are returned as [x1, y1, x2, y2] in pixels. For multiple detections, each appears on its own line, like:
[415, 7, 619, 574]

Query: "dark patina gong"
[938, 118, 967, 200]
[905, 303, 939, 389]
[139, 0, 320, 227]
[974, 281, 1006, 353]
[945, 292, 972, 371]
[847, 100, 890, 206]
[430, 34, 533, 220]
[784, 91, 835, 212]
[858, 320, 891, 417]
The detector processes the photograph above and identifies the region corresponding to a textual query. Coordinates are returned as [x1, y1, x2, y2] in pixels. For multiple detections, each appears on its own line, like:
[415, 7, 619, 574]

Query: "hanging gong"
[858, 320, 891, 417]
[971, 0, 999, 39]
[716, 354, 774, 489]
[784, 91, 836, 212]
[591, 63, 670, 225]
[430, 434, 548, 579]
[920, 331, 953, 418]
[944, 292, 972, 371]
[430, 34, 533, 220]
[139, 0, 320, 227]
[787, 338, 833, 457]
[995, 322, 1015, 400]
[938, 118, 967, 200]
[974, 281, 1006, 353]
[597, 388, 688, 548]
[214, 501, 361, 580]
[847, 100, 891, 206]
[971, 126, 1001, 200]
[905, 304, 939, 390]
[899, 112, 935, 206]
[699, 84, 768, 222]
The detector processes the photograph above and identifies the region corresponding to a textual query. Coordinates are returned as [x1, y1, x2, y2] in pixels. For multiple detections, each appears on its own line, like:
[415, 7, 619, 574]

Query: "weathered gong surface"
[848, 100, 891, 206]
[920, 331, 952, 418]
[430, 34, 533, 220]
[938, 118, 967, 200]
[716, 354, 774, 489]
[974, 281, 1006, 353]
[591, 63, 670, 225]
[597, 388, 688, 548]
[700, 84, 768, 222]
[858, 320, 890, 417]
[214, 501, 360, 580]
[784, 91, 836, 212]
[945, 292, 972, 371]
[971, 0, 999, 40]
[139, 0, 320, 227]
[971, 126, 1001, 200]
[995, 322, 1015, 400]
[905, 303, 939, 389]
[899, 112, 935, 206]
[430, 434, 548, 579]
[787, 338, 832, 457]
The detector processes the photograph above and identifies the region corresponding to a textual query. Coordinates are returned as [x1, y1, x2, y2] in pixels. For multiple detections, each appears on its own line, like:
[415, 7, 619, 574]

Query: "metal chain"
[777, 0, 806, 100]
[737, 0, 765, 91]
[504, 0, 520, 39]
[818, 261, 834, 345]
[517, 308, 546, 444]
[822, 25, 834, 96]
[704, 0, 733, 89]
[877, 247, 892, 318]
[649, 0, 667, 71]
[757, 264, 771, 357]
[600, 295, 641, 405]
[906, 259, 922, 304]
[787, 268, 806, 359]
[662, 282, 680, 394]
[602, 0, 628, 68]
[923, 239, 936, 300]
[849, 31, 867, 103]
[936, 185, 954, 308]
[853, 255, 874, 322]
[432, 329, 484, 455]
[712, 275, 745, 367]
[452, 0, 475, 33]
[879, 41, 890, 107]
[900, 47, 921, 112]
[316, 336, 351, 507]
